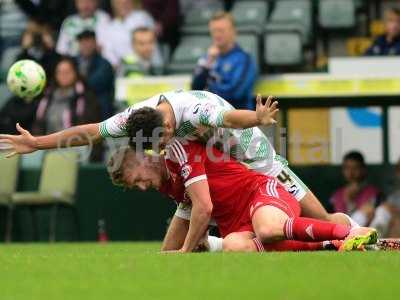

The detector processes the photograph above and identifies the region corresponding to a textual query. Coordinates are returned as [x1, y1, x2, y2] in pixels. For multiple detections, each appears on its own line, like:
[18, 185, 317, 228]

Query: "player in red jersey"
[108, 140, 377, 252]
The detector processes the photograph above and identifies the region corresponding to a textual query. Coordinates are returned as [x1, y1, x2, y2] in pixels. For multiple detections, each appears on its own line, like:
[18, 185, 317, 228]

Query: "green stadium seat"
[237, 34, 259, 67]
[268, 0, 312, 45]
[12, 151, 80, 242]
[264, 30, 303, 66]
[168, 35, 212, 74]
[181, 3, 224, 34]
[318, 0, 356, 29]
[0, 155, 19, 242]
[0, 83, 12, 110]
[0, 46, 20, 71]
[231, 0, 269, 34]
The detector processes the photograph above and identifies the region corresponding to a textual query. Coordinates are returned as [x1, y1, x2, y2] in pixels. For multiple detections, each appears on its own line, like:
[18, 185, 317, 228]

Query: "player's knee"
[223, 236, 254, 252]
[255, 225, 283, 243]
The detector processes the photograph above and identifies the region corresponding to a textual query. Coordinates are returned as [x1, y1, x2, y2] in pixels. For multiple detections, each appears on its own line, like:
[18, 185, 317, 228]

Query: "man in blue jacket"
[365, 8, 400, 56]
[76, 30, 115, 119]
[191, 12, 257, 110]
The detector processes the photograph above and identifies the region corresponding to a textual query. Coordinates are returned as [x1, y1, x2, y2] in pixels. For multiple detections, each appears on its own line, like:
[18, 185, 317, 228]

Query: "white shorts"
[174, 162, 309, 221]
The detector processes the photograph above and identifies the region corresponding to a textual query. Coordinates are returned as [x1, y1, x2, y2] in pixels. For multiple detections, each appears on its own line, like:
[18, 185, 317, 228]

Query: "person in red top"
[108, 140, 377, 253]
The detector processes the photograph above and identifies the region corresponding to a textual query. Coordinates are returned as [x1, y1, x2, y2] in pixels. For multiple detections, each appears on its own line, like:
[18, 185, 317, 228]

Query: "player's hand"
[256, 94, 279, 126]
[0, 123, 38, 157]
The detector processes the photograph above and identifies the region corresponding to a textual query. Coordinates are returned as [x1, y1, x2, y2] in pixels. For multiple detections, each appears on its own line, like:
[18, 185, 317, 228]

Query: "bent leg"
[300, 191, 356, 226]
[223, 231, 326, 252]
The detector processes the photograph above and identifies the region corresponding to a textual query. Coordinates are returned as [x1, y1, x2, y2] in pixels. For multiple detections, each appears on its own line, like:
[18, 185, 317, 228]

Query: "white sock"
[370, 205, 392, 237]
[208, 236, 223, 252]
[341, 213, 360, 229]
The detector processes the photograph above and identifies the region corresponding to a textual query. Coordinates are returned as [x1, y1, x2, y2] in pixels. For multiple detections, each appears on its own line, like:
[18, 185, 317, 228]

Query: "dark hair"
[77, 29, 96, 41]
[343, 151, 366, 166]
[386, 7, 400, 18]
[126, 107, 164, 149]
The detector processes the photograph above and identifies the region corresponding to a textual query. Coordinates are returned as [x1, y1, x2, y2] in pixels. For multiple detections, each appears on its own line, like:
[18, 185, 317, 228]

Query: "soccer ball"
[7, 59, 46, 100]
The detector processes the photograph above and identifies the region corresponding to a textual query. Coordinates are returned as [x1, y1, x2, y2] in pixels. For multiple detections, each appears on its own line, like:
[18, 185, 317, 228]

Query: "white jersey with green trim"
[99, 90, 284, 176]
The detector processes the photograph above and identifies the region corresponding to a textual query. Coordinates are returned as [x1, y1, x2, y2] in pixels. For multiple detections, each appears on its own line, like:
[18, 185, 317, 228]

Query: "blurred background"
[1, 0, 400, 243]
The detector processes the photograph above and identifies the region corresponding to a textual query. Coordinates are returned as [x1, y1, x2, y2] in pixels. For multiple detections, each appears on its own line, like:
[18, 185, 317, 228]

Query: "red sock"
[252, 238, 324, 252]
[284, 217, 350, 241]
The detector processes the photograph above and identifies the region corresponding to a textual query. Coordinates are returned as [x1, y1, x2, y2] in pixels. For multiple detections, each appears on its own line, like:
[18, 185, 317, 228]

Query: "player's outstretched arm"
[222, 95, 279, 129]
[0, 123, 102, 157]
[180, 180, 213, 253]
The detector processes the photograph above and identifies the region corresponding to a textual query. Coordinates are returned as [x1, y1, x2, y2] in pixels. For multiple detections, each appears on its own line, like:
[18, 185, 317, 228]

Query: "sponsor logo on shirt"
[181, 164, 192, 180]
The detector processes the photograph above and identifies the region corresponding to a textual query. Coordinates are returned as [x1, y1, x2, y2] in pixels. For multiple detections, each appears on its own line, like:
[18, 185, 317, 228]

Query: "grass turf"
[0, 242, 399, 300]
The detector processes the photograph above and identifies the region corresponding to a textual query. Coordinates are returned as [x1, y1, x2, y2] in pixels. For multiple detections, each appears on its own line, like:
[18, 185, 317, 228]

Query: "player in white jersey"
[116, 90, 358, 251]
[0, 89, 357, 251]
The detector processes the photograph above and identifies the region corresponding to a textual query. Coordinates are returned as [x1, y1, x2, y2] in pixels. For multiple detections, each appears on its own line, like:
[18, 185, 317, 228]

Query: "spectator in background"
[365, 8, 400, 56]
[102, 0, 155, 67]
[191, 12, 257, 110]
[16, 20, 61, 79]
[76, 30, 114, 119]
[56, 0, 110, 57]
[33, 57, 102, 161]
[15, 0, 74, 31]
[330, 151, 380, 227]
[141, 0, 181, 51]
[0, 96, 38, 134]
[369, 159, 400, 237]
[118, 27, 164, 77]
[0, 0, 28, 57]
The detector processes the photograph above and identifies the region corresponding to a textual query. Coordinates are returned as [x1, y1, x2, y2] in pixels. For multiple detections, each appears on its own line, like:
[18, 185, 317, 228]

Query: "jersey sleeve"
[167, 140, 207, 188]
[99, 106, 132, 138]
[98, 97, 159, 138]
[189, 99, 233, 129]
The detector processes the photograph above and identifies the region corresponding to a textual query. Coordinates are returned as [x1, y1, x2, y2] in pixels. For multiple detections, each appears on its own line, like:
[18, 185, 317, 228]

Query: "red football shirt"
[159, 139, 271, 236]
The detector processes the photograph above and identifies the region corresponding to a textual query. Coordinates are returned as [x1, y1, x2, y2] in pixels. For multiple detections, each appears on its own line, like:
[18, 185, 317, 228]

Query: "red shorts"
[218, 178, 301, 237]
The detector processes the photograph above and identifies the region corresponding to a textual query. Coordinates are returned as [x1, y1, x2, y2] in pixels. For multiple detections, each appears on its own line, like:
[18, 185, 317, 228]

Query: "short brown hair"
[210, 11, 236, 28]
[385, 7, 400, 19]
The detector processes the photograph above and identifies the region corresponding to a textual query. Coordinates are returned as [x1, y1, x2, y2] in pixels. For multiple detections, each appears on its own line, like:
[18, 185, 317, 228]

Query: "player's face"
[209, 18, 236, 50]
[122, 162, 162, 191]
[76, 0, 97, 18]
[342, 159, 365, 183]
[133, 31, 156, 60]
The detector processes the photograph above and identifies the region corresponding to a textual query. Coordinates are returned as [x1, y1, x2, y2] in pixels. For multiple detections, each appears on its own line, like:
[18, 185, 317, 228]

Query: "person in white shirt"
[56, 0, 110, 56]
[102, 0, 155, 67]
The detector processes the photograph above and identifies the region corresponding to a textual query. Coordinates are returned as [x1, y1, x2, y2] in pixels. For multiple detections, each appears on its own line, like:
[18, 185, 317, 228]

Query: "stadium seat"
[237, 34, 259, 67]
[264, 30, 303, 66]
[370, 20, 385, 38]
[181, 2, 224, 34]
[167, 35, 212, 74]
[0, 46, 20, 71]
[231, 0, 269, 33]
[0, 155, 20, 242]
[0, 83, 12, 110]
[11, 151, 80, 242]
[346, 37, 373, 56]
[20, 150, 45, 169]
[318, 0, 356, 29]
[268, 0, 312, 45]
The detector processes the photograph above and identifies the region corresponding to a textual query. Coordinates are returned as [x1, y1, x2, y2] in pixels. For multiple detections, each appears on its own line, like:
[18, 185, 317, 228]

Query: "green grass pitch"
[0, 242, 399, 300]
